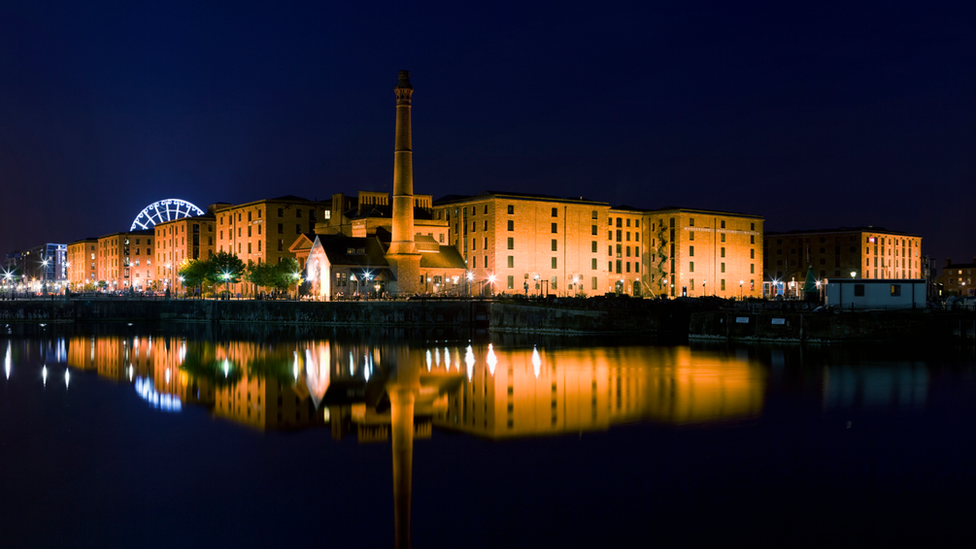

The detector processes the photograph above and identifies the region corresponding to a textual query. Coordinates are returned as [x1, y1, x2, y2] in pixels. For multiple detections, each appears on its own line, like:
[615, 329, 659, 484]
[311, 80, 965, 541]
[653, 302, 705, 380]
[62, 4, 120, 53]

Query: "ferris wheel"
[130, 199, 205, 230]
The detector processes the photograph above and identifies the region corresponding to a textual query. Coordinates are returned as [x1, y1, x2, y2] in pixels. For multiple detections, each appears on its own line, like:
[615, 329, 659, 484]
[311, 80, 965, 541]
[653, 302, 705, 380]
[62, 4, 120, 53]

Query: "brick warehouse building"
[433, 192, 764, 299]
[764, 227, 922, 296]
[643, 207, 764, 299]
[154, 213, 217, 292]
[67, 238, 98, 287]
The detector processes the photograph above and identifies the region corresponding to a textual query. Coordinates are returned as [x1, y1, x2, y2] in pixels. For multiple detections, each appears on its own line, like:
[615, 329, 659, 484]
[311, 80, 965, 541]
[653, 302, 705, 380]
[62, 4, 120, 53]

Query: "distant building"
[764, 227, 922, 298]
[936, 257, 976, 297]
[154, 214, 216, 292]
[67, 238, 98, 287]
[4, 243, 67, 290]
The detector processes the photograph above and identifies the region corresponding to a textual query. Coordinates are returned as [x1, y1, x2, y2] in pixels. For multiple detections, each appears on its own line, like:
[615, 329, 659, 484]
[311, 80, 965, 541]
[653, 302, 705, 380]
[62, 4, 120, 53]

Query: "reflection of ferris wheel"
[130, 199, 205, 230]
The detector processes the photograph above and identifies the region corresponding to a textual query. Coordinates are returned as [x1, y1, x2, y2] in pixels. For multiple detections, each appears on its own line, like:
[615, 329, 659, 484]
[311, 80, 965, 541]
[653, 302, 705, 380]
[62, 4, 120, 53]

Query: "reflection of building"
[153, 214, 216, 291]
[936, 257, 976, 297]
[211, 341, 320, 430]
[823, 364, 927, 409]
[434, 344, 765, 438]
[95, 230, 154, 291]
[764, 228, 922, 295]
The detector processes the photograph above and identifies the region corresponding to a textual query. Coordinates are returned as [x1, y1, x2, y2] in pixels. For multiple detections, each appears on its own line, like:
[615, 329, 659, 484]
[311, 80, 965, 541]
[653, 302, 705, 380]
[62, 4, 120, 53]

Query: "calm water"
[1, 324, 974, 548]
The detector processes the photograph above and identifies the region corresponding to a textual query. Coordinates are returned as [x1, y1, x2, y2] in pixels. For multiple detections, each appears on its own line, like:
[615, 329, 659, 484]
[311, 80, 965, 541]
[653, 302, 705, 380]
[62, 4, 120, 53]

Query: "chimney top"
[396, 70, 412, 90]
[946, 258, 952, 267]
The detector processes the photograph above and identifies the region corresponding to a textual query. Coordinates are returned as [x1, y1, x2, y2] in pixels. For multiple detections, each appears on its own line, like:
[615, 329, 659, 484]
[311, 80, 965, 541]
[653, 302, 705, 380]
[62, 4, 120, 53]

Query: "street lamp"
[702, 279, 706, 296]
[850, 271, 856, 279]
[221, 271, 231, 299]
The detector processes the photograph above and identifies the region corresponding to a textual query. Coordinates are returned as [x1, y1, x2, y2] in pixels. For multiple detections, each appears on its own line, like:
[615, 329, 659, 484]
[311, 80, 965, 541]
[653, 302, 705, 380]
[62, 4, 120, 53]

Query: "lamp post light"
[466, 271, 474, 298]
[850, 271, 857, 279]
[739, 280, 744, 300]
[221, 272, 231, 300]
[487, 274, 496, 298]
[702, 279, 707, 296]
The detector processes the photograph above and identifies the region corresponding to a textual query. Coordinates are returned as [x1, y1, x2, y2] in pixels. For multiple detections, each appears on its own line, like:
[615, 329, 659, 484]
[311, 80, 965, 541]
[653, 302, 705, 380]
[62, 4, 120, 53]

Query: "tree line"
[178, 251, 301, 296]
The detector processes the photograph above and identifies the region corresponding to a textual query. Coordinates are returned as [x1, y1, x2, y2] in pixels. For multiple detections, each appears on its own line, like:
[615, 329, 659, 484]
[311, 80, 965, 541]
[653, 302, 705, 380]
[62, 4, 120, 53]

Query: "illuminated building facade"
[95, 230, 154, 291]
[154, 214, 216, 292]
[67, 238, 98, 287]
[936, 258, 976, 297]
[214, 195, 328, 267]
[432, 195, 765, 299]
[764, 227, 922, 295]
[645, 208, 764, 299]
[432, 192, 614, 296]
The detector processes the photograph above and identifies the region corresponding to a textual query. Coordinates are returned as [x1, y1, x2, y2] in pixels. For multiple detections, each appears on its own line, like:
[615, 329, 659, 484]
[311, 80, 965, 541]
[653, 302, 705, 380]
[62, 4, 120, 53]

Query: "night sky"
[1, 1, 973, 268]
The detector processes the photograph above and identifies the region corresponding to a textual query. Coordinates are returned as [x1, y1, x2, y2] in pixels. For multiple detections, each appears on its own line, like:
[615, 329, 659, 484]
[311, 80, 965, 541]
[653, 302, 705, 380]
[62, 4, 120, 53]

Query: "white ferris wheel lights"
[131, 199, 205, 230]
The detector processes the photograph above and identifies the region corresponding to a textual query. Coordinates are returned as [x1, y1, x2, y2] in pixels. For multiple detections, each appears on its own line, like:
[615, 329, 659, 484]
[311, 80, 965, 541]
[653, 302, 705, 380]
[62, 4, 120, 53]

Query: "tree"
[245, 258, 301, 294]
[206, 251, 246, 287]
[179, 259, 210, 293]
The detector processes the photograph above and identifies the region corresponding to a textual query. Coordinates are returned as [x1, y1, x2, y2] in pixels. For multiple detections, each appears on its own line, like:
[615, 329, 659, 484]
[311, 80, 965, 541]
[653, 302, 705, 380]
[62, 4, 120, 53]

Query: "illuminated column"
[386, 70, 422, 295]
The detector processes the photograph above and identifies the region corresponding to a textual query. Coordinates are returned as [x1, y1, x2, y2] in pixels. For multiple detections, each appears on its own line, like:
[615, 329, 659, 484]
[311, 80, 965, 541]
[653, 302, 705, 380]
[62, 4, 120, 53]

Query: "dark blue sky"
[1, 1, 973, 267]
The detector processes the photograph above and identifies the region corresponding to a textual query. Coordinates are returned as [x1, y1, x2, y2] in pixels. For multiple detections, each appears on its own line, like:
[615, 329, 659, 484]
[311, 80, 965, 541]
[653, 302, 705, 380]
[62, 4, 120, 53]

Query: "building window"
[484, 220, 488, 231]
[750, 222, 755, 230]
[891, 284, 901, 296]
[750, 249, 755, 259]
[277, 224, 283, 235]
[721, 220, 726, 228]
[592, 225, 598, 235]
[507, 220, 514, 231]
[591, 241, 597, 253]
[591, 258, 597, 270]
[689, 218, 694, 227]
[721, 247, 725, 258]
[551, 239, 557, 251]
[854, 284, 865, 296]
[507, 205, 514, 214]
[721, 279, 726, 291]
[592, 210, 598, 219]
[689, 232, 695, 241]
[508, 256, 514, 268]
[552, 207, 558, 217]
[616, 218, 622, 228]
[551, 223, 557, 233]
[484, 237, 488, 249]
[507, 275, 514, 289]
[472, 238, 477, 250]
[690, 261, 694, 272]
[721, 233, 726, 243]
[689, 246, 694, 257]
[751, 264, 755, 274]
[551, 257, 557, 269]
[721, 262, 725, 273]
[592, 277, 598, 290]
[507, 238, 514, 250]
[750, 235, 755, 244]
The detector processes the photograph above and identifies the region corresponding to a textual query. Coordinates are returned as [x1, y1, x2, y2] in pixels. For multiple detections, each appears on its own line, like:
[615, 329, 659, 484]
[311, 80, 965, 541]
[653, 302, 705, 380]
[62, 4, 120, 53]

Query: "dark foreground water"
[1, 323, 974, 548]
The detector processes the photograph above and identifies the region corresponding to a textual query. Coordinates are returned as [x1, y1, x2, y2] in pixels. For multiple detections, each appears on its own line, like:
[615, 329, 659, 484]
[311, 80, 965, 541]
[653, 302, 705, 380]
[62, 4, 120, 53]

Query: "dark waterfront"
[1, 324, 974, 548]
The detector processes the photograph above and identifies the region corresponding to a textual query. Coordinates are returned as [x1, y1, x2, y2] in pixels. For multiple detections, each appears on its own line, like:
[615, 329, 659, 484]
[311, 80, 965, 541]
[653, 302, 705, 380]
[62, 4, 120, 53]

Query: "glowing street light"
[850, 271, 857, 279]
[739, 280, 744, 300]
